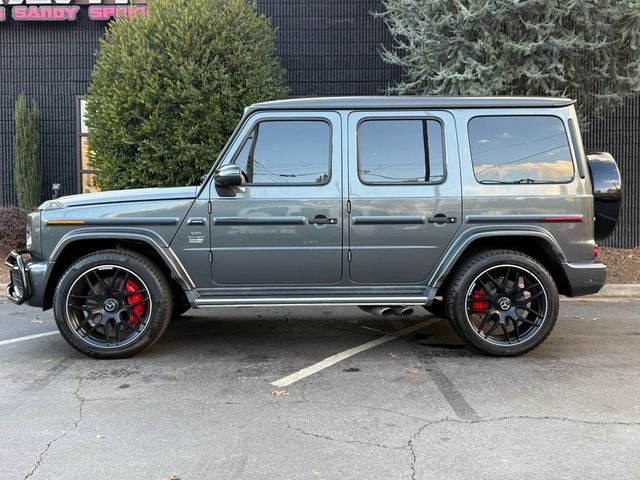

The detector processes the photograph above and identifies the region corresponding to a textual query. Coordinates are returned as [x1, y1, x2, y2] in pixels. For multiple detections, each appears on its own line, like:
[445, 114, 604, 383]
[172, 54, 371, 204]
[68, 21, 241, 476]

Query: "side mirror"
[213, 164, 244, 188]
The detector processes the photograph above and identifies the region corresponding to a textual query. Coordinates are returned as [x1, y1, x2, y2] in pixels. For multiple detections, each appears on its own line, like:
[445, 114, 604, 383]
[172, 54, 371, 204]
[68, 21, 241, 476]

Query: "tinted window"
[469, 116, 574, 184]
[358, 119, 444, 184]
[234, 120, 331, 185]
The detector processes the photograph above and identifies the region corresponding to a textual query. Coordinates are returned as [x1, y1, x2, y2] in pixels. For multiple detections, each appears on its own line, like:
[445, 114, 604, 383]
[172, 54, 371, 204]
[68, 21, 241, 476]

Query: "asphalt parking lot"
[1, 298, 639, 480]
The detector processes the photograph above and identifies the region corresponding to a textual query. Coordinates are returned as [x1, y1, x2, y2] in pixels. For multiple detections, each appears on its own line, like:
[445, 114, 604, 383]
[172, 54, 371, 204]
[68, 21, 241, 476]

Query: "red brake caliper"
[470, 289, 489, 311]
[125, 278, 145, 326]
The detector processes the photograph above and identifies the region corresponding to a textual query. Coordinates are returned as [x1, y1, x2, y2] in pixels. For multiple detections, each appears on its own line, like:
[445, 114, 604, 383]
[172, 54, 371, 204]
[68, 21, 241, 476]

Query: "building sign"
[0, 0, 147, 22]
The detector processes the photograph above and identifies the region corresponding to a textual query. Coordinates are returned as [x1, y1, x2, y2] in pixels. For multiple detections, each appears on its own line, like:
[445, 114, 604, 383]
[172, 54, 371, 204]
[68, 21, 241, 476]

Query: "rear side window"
[469, 116, 574, 184]
[358, 119, 445, 184]
[234, 120, 331, 185]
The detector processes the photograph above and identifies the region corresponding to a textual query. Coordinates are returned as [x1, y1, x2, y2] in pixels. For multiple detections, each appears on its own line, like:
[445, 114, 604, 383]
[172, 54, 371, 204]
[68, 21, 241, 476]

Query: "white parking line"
[0, 331, 59, 347]
[271, 318, 442, 388]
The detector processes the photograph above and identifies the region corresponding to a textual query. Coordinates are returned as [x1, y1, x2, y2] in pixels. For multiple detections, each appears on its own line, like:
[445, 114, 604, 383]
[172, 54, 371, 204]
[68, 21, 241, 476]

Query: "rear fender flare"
[427, 226, 566, 292]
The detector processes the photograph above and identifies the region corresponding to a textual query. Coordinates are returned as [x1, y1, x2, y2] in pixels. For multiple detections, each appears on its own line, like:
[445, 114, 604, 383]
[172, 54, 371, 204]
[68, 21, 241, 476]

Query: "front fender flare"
[44, 228, 195, 294]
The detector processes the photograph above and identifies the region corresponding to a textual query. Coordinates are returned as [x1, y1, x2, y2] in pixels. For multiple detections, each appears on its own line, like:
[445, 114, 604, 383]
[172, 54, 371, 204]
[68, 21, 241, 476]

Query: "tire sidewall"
[53, 250, 172, 358]
[449, 252, 559, 356]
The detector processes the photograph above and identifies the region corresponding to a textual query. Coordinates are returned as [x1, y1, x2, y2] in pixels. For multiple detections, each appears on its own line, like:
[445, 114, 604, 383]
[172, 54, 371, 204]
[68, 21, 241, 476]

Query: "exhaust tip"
[358, 306, 394, 317]
[359, 305, 413, 317]
[392, 306, 414, 316]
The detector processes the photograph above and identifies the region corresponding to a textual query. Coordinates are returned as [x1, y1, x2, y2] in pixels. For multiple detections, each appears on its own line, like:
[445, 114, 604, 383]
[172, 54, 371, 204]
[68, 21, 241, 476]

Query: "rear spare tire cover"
[586, 151, 622, 242]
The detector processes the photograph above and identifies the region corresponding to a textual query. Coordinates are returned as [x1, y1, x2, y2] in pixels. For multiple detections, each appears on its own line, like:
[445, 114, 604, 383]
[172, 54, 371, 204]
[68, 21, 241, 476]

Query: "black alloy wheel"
[53, 250, 173, 359]
[463, 264, 547, 346]
[65, 265, 152, 349]
[445, 249, 559, 356]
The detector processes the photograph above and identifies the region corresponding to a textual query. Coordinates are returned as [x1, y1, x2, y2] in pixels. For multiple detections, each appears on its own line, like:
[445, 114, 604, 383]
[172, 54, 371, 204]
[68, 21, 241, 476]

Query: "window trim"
[230, 117, 334, 187]
[467, 114, 576, 186]
[355, 116, 447, 186]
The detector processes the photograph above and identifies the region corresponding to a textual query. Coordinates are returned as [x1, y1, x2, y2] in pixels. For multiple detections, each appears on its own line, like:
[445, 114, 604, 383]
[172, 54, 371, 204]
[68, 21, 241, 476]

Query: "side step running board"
[194, 296, 429, 308]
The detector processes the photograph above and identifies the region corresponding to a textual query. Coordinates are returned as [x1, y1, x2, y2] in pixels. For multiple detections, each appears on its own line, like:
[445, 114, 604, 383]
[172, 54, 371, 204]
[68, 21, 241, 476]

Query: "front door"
[209, 111, 343, 286]
[347, 110, 462, 284]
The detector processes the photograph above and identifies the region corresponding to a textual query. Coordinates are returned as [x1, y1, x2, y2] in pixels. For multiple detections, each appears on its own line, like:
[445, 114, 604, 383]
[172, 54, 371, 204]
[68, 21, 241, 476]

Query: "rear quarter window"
[468, 116, 574, 184]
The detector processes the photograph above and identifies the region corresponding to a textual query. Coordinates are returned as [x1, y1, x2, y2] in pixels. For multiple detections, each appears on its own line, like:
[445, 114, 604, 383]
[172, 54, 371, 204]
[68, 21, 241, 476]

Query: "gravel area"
[599, 246, 640, 284]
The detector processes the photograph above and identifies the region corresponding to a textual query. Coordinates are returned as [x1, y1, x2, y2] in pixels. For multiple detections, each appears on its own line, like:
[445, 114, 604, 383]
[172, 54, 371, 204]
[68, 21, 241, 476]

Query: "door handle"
[309, 215, 338, 225]
[187, 217, 207, 225]
[428, 214, 457, 224]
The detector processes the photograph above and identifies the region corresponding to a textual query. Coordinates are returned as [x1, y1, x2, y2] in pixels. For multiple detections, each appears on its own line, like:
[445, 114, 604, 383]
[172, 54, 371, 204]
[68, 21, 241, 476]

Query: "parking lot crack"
[400, 414, 640, 480]
[468, 415, 640, 427]
[283, 420, 405, 451]
[23, 379, 85, 480]
[406, 422, 430, 480]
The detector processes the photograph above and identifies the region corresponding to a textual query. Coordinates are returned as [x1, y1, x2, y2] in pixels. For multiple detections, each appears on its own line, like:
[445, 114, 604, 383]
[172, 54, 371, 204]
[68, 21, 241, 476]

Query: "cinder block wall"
[0, 15, 105, 204]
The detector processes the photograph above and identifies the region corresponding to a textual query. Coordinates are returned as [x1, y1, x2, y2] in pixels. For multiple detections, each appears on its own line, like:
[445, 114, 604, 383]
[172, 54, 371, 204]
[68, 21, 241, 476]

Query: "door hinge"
[208, 201, 212, 215]
[347, 200, 351, 214]
[348, 250, 352, 262]
[209, 251, 213, 264]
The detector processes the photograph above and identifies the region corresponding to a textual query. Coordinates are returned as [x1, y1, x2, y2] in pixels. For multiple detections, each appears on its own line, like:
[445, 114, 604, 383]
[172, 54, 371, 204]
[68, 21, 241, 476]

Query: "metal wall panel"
[0, 1, 637, 248]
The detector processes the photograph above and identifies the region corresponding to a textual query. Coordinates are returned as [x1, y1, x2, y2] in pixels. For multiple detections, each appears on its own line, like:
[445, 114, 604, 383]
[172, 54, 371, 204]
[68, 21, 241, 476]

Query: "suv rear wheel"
[445, 249, 559, 356]
[53, 250, 173, 359]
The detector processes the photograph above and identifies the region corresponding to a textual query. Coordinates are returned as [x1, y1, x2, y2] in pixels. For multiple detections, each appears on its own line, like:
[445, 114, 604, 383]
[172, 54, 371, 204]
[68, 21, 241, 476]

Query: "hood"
[41, 186, 198, 209]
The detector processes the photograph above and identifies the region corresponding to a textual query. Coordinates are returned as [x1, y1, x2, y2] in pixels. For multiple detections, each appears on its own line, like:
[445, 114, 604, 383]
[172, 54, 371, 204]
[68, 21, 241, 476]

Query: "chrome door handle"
[428, 214, 457, 224]
[309, 215, 338, 225]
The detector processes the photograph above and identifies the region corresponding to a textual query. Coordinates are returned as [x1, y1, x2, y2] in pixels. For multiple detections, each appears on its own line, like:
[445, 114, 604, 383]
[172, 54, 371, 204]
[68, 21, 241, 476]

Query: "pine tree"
[377, 0, 640, 120]
[14, 95, 41, 211]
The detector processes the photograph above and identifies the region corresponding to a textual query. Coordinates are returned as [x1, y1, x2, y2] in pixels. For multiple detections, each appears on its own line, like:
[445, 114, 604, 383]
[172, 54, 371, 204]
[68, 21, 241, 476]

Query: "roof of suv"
[248, 96, 575, 113]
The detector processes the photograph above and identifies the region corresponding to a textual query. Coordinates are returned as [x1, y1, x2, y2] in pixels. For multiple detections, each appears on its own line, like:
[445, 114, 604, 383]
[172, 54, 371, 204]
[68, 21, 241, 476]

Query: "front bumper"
[5, 250, 32, 305]
[562, 261, 608, 297]
[5, 250, 48, 307]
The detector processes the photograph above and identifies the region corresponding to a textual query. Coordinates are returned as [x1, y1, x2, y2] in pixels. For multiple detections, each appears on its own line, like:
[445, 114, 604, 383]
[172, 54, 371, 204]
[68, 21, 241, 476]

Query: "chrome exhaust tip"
[358, 306, 394, 317]
[391, 306, 414, 316]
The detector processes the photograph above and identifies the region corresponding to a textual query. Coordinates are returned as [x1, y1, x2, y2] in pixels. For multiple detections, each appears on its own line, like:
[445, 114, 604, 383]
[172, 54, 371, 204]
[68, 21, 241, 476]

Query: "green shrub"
[377, 0, 640, 121]
[0, 207, 27, 259]
[86, 0, 288, 190]
[14, 95, 41, 211]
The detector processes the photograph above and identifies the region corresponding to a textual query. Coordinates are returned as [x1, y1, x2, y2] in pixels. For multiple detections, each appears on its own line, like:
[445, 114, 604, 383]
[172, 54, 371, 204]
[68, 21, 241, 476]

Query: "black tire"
[444, 249, 559, 357]
[423, 299, 447, 318]
[53, 249, 173, 359]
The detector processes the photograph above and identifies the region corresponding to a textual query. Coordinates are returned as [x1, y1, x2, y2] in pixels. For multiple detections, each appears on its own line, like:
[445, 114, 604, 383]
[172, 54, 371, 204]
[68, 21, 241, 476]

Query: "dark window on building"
[233, 120, 331, 185]
[469, 116, 574, 184]
[357, 119, 444, 184]
[78, 99, 99, 193]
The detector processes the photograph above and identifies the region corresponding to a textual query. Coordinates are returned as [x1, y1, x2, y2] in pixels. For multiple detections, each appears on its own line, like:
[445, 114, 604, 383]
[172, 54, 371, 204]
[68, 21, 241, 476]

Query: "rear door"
[347, 110, 462, 284]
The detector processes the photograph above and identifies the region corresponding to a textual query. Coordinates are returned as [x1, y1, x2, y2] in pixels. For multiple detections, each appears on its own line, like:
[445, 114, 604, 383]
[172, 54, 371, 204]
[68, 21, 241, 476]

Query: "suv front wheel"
[445, 249, 559, 356]
[53, 250, 173, 359]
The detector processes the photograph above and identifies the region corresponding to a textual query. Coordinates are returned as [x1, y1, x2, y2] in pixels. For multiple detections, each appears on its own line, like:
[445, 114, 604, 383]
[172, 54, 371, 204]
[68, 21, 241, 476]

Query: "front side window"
[469, 116, 574, 184]
[357, 119, 445, 184]
[233, 120, 331, 185]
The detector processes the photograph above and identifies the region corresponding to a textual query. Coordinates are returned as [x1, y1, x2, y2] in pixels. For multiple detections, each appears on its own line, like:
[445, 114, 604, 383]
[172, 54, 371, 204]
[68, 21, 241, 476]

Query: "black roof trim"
[247, 96, 575, 113]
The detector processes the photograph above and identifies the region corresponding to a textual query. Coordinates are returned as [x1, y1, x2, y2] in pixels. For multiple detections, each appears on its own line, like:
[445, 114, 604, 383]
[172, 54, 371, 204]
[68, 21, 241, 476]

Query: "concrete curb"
[591, 284, 640, 298]
[1, 283, 638, 301]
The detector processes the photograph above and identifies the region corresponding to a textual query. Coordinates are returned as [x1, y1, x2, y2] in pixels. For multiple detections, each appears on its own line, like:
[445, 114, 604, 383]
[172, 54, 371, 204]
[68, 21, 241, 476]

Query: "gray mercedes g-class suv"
[6, 96, 622, 359]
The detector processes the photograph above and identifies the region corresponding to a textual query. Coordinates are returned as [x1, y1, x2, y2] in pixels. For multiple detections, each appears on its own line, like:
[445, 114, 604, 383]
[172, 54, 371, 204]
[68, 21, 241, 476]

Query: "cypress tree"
[14, 95, 41, 211]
